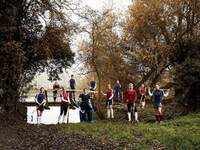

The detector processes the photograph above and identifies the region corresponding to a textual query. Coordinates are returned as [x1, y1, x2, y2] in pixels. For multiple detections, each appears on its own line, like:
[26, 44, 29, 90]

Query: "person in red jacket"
[139, 84, 147, 109]
[126, 83, 139, 122]
[101, 84, 114, 119]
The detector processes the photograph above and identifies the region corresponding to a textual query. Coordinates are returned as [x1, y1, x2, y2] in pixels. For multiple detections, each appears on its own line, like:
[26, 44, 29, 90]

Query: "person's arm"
[163, 89, 169, 97]
[148, 87, 153, 96]
[41, 99, 46, 106]
[94, 82, 97, 89]
[109, 90, 114, 100]
[39, 97, 46, 106]
[35, 94, 40, 105]
[62, 98, 68, 103]
[101, 91, 106, 96]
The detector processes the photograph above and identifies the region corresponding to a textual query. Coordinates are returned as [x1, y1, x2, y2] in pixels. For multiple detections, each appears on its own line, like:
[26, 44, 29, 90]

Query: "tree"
[0, 0, 75, 112]
[124, 0, 200, 110]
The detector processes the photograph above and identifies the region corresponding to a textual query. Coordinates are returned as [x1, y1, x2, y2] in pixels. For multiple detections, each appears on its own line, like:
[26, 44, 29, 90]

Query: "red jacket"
[127, 89, 137, 103]
[60, 92, 70, 103]
[106, 89, 114, 100]
[139, 86, 146, 96]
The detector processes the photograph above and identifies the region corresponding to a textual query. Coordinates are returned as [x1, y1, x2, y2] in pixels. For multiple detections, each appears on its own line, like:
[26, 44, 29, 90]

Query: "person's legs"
[37, 109, 40, 125]
[134, 104, 139, 122]
[109, 99, 114, 118]
[80, 110, 84, 122]
[110, 104, 114, 118]
[53, 91, 57, 102]
[37, 105, 44, 125]
[158, 106, 164, 121]
[106, 100, 110, 118]
[141, 95, 145, 109]
[127, 103, 132, 122]
[40, 110, 43, 124]
[58, 104, 64, 123]
[37, 111, 42, 125]
[82, 111, 86, 121]
[86, 109, 93, 122]
[155, 107, 160, 123]
[63, 105, 68, 123]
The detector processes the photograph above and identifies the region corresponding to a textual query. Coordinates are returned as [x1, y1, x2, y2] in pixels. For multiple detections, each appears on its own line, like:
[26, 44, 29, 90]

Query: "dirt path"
[0, 123, 117, 150]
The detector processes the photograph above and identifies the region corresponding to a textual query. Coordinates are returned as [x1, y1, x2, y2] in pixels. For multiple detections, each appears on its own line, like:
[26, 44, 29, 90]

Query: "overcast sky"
[33, 0, 132, 89]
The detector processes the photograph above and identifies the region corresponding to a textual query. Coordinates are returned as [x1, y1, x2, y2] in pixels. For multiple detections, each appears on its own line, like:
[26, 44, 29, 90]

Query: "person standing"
[126, 83, 139, 122]
[101, 84, 114, 119]
[114, 80, 122, 102]
[90, 80, 96, 91]
[53, 80, 60, 102]
[89, 79, 97, 101]
[148, 84, 169, 124]
[69, 75, 76, 100]
[44, 89, 50, 109]
[58, 87, 70, 124]
[79, 89, 94, 122]
[139, 84, 147, 109]
[35, 87, 46, 125]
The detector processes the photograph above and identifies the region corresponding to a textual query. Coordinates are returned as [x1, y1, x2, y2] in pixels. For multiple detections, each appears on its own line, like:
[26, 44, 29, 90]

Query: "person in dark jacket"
[35, 87, 46, 125]
[148, 84, 169, 124]
[114, 80, 122, 102]
[79, 89, 94, 122]
[69, 75, 76, 100]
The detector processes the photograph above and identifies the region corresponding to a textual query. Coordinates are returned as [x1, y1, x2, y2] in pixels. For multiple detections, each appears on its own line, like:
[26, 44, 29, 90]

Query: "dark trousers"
[60, 104, 68, 116]
[70, 86, 75, 100]
[80, 109, 93, 122]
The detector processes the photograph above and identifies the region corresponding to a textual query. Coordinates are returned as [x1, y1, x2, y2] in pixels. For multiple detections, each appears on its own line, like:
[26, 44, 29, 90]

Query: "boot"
[135, 112, 139, 122]
[88, 110, 93, 123]
[39, 116, 42, 124]
[63, 115, 67, 123]
[110, 109, 114, 118]
[37, 116, 41, 125]
[128, 112, 131, 122]
[141, 102, 145, 109]
[107, 109, 110, 118]
[160, 114, 164, 121]
[155, 115, 160, 124]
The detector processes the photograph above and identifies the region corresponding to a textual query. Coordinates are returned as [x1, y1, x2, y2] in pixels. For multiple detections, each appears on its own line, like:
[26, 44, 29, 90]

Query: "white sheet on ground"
[27, 106, 80, 124]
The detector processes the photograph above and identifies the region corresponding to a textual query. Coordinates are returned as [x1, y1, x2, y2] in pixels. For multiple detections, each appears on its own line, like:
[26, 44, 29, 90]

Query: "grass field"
[62, 113, 200, 150]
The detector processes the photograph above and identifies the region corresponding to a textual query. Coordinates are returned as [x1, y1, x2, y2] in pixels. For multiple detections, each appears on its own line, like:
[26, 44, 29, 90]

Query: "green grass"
[62, 113, 200, 150]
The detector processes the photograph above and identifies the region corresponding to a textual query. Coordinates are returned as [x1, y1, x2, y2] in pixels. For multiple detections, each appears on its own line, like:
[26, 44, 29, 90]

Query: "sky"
[81, 0, 132, 11]
[32, 0, 132, 89]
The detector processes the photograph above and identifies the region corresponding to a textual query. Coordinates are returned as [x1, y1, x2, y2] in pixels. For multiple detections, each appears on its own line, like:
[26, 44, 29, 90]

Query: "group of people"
[101, 82, 169, 123]
[34, 75, 169, 125]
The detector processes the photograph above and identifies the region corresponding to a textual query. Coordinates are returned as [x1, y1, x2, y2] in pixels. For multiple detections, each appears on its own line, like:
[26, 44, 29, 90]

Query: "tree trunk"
[94, 66, 105, 119]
